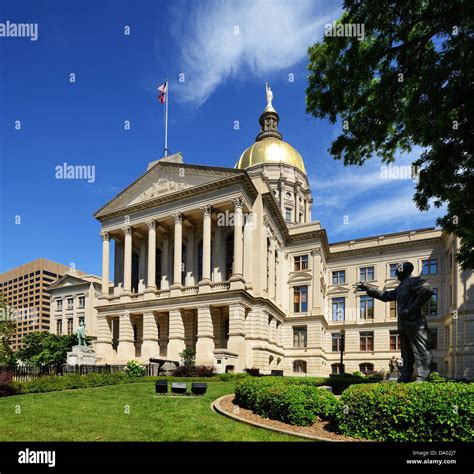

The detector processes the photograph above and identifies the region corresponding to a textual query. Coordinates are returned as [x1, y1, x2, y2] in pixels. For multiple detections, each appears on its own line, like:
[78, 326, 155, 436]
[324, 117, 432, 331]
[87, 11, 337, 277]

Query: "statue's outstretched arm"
[366, 287, 397, 302]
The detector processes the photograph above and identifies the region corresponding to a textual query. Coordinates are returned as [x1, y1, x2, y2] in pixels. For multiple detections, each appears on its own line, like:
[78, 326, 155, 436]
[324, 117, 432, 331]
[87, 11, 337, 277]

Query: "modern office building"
[0, 258, 84, 350]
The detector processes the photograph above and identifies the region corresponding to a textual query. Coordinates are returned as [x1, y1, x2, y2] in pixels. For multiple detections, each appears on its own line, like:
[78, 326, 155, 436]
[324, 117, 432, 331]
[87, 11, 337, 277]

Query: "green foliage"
[234, 377, 340, 426]
[12, 372, 138, 395]
[16, 332, 90, 367]
[179, 349, 196, 368]
[306, 0, 474, 269]
[0, 292, 16, 366]
[125, 360, 147, 377]
[429, 371, 446, 382]
[327, 372, 383, 395]
[337, 382, 474, 441]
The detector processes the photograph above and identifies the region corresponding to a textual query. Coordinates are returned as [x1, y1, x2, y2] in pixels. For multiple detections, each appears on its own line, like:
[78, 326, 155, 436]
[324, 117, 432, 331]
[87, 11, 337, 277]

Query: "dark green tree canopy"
[16, 332, 90, 367]
[306, 0, 473, 268]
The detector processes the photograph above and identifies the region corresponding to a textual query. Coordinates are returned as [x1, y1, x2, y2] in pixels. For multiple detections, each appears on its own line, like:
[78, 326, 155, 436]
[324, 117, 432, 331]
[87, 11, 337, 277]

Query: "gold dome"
[236, 137, 306, 174]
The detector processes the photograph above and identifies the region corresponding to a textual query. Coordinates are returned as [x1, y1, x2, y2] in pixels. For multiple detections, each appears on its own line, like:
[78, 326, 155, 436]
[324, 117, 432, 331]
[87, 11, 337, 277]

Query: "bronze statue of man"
[356, 262, 433, 382]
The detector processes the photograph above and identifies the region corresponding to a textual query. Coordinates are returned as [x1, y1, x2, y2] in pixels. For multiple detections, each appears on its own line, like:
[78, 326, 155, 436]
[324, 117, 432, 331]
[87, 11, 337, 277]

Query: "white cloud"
[170, 0, 339, 106]
[330, 192, 444, 237]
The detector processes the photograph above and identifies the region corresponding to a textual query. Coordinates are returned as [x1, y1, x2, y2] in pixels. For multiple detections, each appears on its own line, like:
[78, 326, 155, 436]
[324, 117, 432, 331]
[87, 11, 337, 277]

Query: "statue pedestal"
[67, 345, 97, 366]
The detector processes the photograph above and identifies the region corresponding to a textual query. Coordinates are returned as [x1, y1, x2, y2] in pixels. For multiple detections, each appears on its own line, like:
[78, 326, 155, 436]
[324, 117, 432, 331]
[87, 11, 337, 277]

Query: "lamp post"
[340, 329, 345, 374]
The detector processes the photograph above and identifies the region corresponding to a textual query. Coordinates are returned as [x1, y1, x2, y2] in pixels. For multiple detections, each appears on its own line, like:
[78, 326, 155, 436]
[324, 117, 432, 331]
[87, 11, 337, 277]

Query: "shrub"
[195, 365, 216, 377]
[337, 382, 474, 441]
[234, 377, 340, 426]
[327, 373, 382, 394]
[216, 372, 249, 382]
[244, 367, 261, 377]
[0, 371, 16, 397]
[125, 360, 147, 377]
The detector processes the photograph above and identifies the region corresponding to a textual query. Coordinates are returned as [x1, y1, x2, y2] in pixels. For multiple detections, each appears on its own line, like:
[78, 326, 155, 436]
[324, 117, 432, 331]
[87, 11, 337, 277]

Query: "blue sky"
[0, 0, 444, 275]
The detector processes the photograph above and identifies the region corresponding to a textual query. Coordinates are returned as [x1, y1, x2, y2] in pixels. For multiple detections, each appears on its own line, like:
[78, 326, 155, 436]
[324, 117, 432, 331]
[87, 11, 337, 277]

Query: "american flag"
[157, 82, 167, 104]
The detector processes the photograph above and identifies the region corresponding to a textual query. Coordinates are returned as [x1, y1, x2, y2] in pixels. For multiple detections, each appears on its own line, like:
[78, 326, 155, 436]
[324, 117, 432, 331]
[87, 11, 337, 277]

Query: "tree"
[306, 0, 473, 268]
[16, 332, 86, 368]
[0, 293, 16, 367]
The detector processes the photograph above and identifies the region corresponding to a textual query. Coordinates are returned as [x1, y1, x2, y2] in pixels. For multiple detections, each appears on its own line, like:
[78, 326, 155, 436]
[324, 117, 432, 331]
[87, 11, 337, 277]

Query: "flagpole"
[164, 78, 169, 157]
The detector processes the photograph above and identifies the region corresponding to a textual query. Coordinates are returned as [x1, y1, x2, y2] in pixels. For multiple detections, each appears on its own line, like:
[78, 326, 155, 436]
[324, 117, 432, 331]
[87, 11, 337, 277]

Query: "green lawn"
[0, 381, 300, 441]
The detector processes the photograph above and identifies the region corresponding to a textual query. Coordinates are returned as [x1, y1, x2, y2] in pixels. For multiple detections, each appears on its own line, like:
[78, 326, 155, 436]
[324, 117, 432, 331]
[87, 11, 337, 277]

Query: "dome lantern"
[235, 83, 306, 174]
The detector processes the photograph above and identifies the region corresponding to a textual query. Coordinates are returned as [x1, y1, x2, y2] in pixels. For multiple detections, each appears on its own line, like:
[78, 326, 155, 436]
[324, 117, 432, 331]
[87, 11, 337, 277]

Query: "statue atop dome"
[265, 82, 273, 108]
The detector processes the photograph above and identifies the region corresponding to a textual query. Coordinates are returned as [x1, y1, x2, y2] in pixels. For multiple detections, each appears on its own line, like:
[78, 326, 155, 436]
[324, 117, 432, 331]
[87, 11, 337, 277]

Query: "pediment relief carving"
[288, 271, 312, 282]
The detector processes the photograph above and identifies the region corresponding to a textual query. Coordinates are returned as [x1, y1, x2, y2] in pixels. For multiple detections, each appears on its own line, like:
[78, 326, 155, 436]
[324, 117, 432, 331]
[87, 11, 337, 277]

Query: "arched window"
[293, 360, 307, 373]
[359, 363, 374, 374]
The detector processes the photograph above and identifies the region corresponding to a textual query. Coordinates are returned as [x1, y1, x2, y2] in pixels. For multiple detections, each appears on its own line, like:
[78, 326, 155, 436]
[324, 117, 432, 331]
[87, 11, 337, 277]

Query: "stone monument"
[67, 322, 97, 366]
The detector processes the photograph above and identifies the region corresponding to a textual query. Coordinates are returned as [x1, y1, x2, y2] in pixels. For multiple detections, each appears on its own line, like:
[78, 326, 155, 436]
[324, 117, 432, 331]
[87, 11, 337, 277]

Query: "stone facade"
[91, 103, 473, 379]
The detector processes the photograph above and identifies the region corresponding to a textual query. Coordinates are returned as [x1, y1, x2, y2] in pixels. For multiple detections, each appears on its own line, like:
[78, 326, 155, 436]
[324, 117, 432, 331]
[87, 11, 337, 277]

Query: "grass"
[0, 381, 301, 441]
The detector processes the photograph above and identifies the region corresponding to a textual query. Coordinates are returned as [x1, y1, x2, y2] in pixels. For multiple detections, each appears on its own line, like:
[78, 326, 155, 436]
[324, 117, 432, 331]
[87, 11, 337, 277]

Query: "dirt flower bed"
[219, 395, 362, 442]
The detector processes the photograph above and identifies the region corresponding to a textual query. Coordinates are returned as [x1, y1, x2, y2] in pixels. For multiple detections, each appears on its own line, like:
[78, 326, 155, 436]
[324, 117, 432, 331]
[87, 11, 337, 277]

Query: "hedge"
[234, 377, 340, 426]
[337, 382, 474, 441]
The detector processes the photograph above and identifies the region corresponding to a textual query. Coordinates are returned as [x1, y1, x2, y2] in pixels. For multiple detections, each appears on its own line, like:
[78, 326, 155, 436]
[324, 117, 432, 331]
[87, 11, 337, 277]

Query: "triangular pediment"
[327, 285, 350, 295]
[94, 160, 248, 219]
[47, 274, 89, 291]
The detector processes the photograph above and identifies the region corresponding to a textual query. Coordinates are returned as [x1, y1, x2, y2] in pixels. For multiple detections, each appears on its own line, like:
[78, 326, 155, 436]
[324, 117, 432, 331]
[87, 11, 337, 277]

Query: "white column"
[295, 183, 300, 223]
[201, 205, 212, 284]
[161, 230, 169, 290]
[279, 178, 286, 214]
[213, 223, 222, 282]
[117, 312, 135, 362]
[268, 239, 275, 299]
[196, 305, 215, 366]
[243, 214, 253, 287]
[167, 309, 186, 361]
[146, 221, 156, 291]
[100, 231, 110, 296]
[139, 240, 146, 288]
[141, 311, 159, 360]
[311, 249, 321, 312]
[172, 213, 183, 287]
[123, 226, 132, 294]
[231, 198, 244, 280]
[185, 224, 195, 286]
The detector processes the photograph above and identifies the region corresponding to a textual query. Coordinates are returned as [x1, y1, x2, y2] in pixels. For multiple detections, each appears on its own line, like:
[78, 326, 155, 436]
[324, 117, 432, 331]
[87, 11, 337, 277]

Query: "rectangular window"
[389, 300, 397, 318]
[359, 296, 374, 320]
[331, 333, 342, 352]
[285, 208, 292, 222]
[67, 298, 73, 310]
[422, 258, 438, 275]
[422, 289, 438, 316]
[78, 316, 85, 326]
[293, 286, 308, 313]
[78, 296, 85, 308]
[359, 266, 375, 282]
[389, 263, 398, 279]
[56, 320, 62, 335]
[332, 298, 345, 321]
[390, 331, 400, 351]
[332, 270, 346, 285]
[67, 318, 73, 335]
[294, 255, 309, 271]
[360, 331, 374, 351]
[429, 328, 438, 350]
[293, 326, 307, 348]
[56, 299, 63, 311]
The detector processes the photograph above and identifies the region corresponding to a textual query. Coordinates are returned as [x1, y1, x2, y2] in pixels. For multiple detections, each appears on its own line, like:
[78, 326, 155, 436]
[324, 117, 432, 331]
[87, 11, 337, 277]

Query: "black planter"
[171, 382, 187, 394]
[155, 380, 168, 394]
[191, 382, 208, 396]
